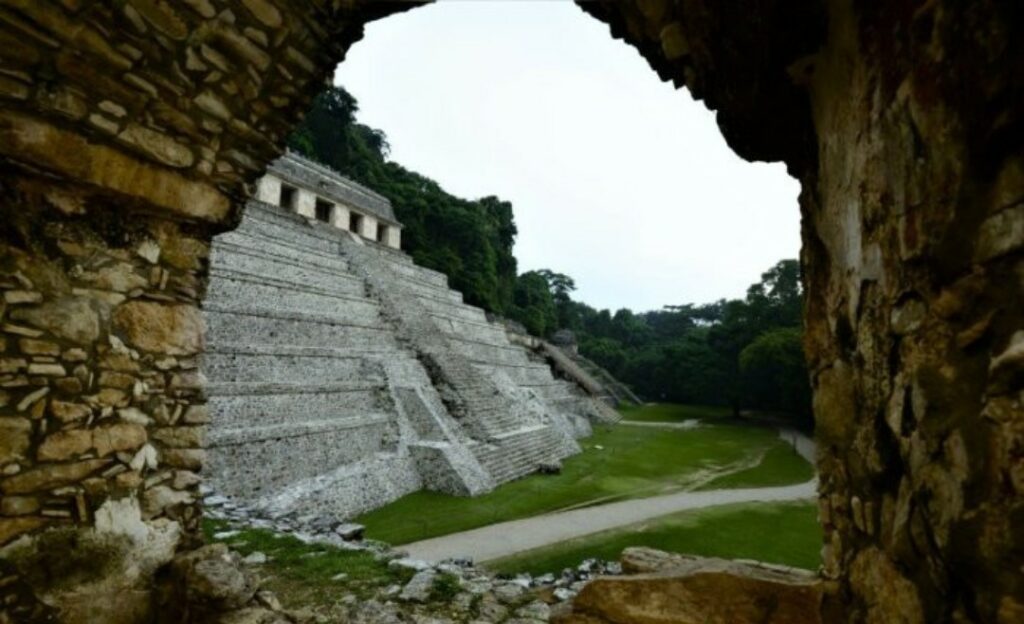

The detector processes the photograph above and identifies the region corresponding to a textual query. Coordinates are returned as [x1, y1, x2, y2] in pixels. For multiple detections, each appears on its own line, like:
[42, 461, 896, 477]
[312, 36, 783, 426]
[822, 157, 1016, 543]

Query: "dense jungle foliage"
[289, 86, 811, 429]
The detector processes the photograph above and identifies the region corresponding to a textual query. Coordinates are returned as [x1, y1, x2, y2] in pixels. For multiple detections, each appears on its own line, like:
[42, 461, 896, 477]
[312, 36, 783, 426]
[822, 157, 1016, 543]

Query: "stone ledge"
[208, 414, 390, 446]
[0, 111, 230, 224]
[553, 548, 832, 624]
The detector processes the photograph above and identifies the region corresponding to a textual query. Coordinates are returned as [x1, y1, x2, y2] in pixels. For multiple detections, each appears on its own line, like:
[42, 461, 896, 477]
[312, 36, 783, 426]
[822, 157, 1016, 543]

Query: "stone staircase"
[470, 425, 570, 484]
[339, 233, 587, 480]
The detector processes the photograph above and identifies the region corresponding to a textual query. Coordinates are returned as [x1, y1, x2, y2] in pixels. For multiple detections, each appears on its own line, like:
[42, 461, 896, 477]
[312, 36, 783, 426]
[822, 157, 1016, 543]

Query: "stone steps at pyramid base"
[472, 425, 575, 484]
[206, 415, 396, 504]
[249, 452, 425, 522]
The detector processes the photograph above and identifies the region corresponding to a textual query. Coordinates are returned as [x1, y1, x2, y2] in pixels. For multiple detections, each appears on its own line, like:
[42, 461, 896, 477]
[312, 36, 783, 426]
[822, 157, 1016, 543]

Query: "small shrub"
[429, 572, 462, 602]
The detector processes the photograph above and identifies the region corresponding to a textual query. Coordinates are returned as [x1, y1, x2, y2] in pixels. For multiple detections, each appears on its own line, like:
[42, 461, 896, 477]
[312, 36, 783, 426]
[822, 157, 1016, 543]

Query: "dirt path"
[402, 430, 817, 563]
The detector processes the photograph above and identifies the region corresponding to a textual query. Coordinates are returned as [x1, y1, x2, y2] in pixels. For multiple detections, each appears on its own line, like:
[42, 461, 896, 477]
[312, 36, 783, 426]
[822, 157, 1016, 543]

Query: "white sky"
[335, 0, 800, 312]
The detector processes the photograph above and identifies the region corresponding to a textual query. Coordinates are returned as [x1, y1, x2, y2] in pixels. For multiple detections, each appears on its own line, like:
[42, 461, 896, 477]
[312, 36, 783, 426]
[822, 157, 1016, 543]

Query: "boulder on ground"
[552, 548, 829, 624]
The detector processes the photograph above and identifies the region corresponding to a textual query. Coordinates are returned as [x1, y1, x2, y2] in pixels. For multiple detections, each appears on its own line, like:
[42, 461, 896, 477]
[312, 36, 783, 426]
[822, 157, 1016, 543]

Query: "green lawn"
[359, 406, 812, 545]
[697, 444, 813, 490]
[202, 518, 413, 606]
[488, 501, 822, 576]
[618, 403, 733, 423]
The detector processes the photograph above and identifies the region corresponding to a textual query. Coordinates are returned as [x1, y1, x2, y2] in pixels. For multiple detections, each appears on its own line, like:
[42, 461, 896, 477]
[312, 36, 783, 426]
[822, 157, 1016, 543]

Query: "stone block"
[37, 428, 93, 461]
[554, 552, 826, 624]
[113, 301, 204, 355]
[0, 517, 49, 546]
[0, 416, 31, 460]
[94, 422, 148, 457]
[1, 459, 110, 494]
[10, 297, 99, 344]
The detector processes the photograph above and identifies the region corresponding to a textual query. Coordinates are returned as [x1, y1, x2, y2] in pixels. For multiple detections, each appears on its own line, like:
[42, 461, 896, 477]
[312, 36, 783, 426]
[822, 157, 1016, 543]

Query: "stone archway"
[0, 1, 1019, 622]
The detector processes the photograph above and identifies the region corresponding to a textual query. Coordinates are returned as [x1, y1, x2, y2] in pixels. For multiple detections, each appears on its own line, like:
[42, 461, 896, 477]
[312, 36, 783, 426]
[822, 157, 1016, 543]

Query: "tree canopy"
[512, 260, 812, 429]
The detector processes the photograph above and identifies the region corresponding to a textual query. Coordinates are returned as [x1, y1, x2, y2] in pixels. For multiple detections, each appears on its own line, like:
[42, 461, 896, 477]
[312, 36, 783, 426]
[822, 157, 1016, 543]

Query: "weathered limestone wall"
[806, 3, 1024, 621]
[0, 1, 415, 621]
[0, 0, 1018, 622]
[575, 1, 1023, 622]
[0, 173, 210, 621]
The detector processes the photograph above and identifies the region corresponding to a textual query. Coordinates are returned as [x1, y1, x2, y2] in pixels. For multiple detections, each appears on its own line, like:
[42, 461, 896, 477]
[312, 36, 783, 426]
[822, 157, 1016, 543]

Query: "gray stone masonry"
[203, 201, 619, 520]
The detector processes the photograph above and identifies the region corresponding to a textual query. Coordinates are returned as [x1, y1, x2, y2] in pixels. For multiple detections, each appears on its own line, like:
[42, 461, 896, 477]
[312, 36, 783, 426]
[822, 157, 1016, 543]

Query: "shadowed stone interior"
[0, 0, 1020, 622]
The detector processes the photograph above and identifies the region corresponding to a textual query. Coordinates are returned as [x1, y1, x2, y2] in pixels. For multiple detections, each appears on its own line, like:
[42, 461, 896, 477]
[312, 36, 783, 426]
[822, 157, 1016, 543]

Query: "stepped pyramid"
[202, 153, 618, 520]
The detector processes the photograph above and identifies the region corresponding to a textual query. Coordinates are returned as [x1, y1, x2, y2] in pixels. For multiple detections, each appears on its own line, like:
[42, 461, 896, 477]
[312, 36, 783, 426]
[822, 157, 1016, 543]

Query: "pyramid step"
[429, 314, 510, 346]
[207, 412, 393, 502]
[378, 256, 449, 288]
[207, 270, 369, 316]
[473, 362, 557, 385]
[216, 229, 351, 273]
[203, 346, 384, 384]
[236, 202, 342, 253]
[449, 337, 532, 366]
[211, 243, 362, 294]
[207, 381, 387, 430]
[204, 306, 394, 350]
[392, 273, 464, 303]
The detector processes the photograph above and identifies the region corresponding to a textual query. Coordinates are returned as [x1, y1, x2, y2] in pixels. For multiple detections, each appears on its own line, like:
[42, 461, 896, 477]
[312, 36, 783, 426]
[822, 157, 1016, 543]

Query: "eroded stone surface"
[0, 0, 1019, 622]
[577, 1, 1024, 622]
[553, 548, 827, 624]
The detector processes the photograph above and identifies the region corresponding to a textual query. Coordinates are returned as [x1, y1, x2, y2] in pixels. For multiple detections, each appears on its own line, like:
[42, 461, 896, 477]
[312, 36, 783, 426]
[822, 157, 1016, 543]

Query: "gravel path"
[403, 430, 818, 563]
[618, 420, 701, 430]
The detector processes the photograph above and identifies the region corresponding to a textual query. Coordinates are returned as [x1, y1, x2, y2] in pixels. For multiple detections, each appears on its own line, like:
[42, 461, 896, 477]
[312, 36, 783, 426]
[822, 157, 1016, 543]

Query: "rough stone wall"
[578, 1, 1023, 622]
[0, 1, 415, 621]
[0, 0, 413, 223]
[807, 3, 1024, 621]
[0, 0, 1018, 622]
[0, 172, 210, 621]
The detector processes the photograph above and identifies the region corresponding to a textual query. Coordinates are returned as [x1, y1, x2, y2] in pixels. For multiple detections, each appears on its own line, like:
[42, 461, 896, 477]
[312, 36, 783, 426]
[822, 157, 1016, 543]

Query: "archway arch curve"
[0, 2, 1019, 623]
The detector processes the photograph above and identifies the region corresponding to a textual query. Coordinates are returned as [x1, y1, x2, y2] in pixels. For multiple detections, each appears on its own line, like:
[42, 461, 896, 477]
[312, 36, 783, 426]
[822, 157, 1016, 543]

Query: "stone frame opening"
[0, 1, 1018, 623]
[279, 184, 299, 213]
[314, 198, 333, 223]
[376, 223, 389, 244]
[349, 211, 365, 237]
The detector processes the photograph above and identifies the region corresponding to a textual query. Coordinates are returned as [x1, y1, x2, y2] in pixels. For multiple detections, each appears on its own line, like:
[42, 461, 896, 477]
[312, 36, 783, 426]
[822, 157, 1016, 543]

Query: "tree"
[535, 269, 577, 330]
[511, 271, 557, 337]
[739, 327, 811, 428]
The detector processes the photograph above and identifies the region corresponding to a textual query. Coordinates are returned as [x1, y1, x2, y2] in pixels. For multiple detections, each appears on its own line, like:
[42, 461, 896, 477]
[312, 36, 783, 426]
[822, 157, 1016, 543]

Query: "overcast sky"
[335, 1, 800, 312]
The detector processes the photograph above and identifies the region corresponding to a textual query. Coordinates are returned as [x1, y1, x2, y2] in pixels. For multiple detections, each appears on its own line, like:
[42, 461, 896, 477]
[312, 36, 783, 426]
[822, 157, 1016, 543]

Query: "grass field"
[202, 518, 413, 608]
[358, 404, 813, 545]
[697, 444, 813, 490]
[487, 500, 822, 575]
[618, 403, 733, 423]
